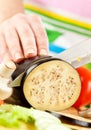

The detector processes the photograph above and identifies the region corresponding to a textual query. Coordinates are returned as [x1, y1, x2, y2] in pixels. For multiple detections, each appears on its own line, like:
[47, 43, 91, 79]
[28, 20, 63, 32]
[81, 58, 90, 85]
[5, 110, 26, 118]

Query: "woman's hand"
[0, 13, 49, 63]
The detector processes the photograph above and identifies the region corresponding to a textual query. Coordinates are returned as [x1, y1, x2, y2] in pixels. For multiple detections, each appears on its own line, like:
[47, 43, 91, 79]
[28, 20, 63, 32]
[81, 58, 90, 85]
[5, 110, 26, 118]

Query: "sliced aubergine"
[6, 56, 81, 111]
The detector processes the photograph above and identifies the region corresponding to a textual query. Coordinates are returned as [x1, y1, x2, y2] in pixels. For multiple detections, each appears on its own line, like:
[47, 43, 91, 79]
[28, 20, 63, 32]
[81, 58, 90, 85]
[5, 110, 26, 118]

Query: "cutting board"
[51, 107, 91, 130]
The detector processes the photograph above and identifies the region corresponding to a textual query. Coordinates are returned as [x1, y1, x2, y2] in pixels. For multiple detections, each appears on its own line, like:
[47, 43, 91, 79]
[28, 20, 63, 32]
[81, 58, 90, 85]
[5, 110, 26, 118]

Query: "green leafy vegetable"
[0, 104, 35, 127]
[0, 104, 71, 130]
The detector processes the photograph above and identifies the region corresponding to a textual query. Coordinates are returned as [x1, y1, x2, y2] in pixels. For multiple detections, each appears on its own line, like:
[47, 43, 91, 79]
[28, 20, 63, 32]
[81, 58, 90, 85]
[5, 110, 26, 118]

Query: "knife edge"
[54, 38, 91, 68]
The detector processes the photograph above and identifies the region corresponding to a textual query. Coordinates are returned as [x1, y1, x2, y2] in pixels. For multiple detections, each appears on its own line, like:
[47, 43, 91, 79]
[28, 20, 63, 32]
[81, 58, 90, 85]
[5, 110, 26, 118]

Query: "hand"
[0, 13, 49, 63]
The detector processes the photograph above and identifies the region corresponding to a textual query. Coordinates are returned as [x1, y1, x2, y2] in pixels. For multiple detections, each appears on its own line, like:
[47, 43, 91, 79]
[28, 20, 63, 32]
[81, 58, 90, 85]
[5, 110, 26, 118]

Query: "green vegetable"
[0, 104, 71, 130]
[31, 108, 71, 130]
[0, 104, 35, 127]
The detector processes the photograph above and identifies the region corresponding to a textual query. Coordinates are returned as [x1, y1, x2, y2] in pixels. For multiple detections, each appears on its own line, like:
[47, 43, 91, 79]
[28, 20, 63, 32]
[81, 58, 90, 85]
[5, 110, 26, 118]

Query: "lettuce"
[0, 104, 71, 130]
[0, 104, 35, 127]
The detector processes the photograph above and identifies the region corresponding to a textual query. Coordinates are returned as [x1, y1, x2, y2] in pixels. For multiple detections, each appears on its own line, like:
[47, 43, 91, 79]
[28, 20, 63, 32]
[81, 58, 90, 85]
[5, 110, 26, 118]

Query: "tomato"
[73, 66, 91, 108]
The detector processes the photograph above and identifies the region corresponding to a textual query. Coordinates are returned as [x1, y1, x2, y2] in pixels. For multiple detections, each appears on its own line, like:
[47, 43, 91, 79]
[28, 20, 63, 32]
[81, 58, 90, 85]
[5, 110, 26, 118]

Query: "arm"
[0, 0, 24, 23]
[0, 0, 48, 63]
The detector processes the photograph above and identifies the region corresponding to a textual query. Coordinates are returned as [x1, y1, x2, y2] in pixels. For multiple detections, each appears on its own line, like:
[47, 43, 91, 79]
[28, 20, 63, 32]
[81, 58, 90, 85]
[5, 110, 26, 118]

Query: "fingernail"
[27, 49, 35, 55]
[25, 49, 37, 58]
[40, 49, 47, 55]
[15, 52, 23, 60]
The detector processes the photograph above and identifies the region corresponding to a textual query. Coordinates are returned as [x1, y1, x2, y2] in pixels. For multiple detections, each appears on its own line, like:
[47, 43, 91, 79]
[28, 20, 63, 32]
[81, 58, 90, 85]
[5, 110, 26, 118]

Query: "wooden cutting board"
[50, 107, 91, 130]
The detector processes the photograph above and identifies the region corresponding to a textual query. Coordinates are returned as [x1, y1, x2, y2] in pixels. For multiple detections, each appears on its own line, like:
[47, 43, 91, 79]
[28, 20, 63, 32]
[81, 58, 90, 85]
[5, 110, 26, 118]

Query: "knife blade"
[54, 38, 91, 68]
[9, 38, 91, 88]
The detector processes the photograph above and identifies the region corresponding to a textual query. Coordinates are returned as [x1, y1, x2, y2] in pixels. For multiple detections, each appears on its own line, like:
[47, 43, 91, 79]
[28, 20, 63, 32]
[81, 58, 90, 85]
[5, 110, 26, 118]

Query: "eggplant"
[5, 56, 81, 111]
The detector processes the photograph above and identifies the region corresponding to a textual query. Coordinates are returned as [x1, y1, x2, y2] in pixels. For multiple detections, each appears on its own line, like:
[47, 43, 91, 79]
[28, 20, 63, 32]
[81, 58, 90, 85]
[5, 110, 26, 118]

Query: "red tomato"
[73, 67, 91, 108]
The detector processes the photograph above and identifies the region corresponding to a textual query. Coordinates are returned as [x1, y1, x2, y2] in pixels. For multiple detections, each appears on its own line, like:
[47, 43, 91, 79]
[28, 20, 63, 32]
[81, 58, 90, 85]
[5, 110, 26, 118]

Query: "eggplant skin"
[8, 56, 81, 111]
[22, 57, 81, 111]
[6, 56, 62, 106]
[11, 56, 52, 80]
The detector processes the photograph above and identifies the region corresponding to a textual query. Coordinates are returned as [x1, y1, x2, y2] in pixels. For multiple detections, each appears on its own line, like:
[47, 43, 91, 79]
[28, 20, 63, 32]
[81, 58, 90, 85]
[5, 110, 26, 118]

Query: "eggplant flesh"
[11, 56, 52, 80]
[6, 56, 81, 111]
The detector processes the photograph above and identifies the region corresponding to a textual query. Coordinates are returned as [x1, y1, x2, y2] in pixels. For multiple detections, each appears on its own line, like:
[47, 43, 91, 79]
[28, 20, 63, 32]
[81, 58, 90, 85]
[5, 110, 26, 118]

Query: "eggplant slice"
[6, 56, 81, 111]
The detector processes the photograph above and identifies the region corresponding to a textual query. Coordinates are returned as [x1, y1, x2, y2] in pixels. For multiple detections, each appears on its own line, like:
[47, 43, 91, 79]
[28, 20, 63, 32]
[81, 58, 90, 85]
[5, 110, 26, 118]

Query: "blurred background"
[24, 0, 91, 68]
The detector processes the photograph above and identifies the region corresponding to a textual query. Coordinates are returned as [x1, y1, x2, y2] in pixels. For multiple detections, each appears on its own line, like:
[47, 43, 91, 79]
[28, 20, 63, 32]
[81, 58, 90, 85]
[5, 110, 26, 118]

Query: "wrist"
[0, 0, 24, 23]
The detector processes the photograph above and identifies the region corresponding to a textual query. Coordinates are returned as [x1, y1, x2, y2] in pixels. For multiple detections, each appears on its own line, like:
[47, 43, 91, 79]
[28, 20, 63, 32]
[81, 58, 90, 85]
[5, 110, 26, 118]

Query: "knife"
[4, 38, 91, 128]
[9, 38, 91, 88]
[54, 38, 91, 68]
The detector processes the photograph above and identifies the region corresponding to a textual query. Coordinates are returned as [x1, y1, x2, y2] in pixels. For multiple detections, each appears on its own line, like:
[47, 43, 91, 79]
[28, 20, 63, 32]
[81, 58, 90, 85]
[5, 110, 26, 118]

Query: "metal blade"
[9, 72, 25, 87]
[54, 38, 91, 68]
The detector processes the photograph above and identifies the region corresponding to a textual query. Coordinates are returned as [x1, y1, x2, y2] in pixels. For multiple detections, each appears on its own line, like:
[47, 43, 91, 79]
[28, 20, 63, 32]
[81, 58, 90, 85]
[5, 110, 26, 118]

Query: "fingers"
[0, 32, 10, 61]
[27, 14, 49, 55]
[0, 13, 49, 63]
[3, 21, 24, 62]
[15, 22, 37, 58]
